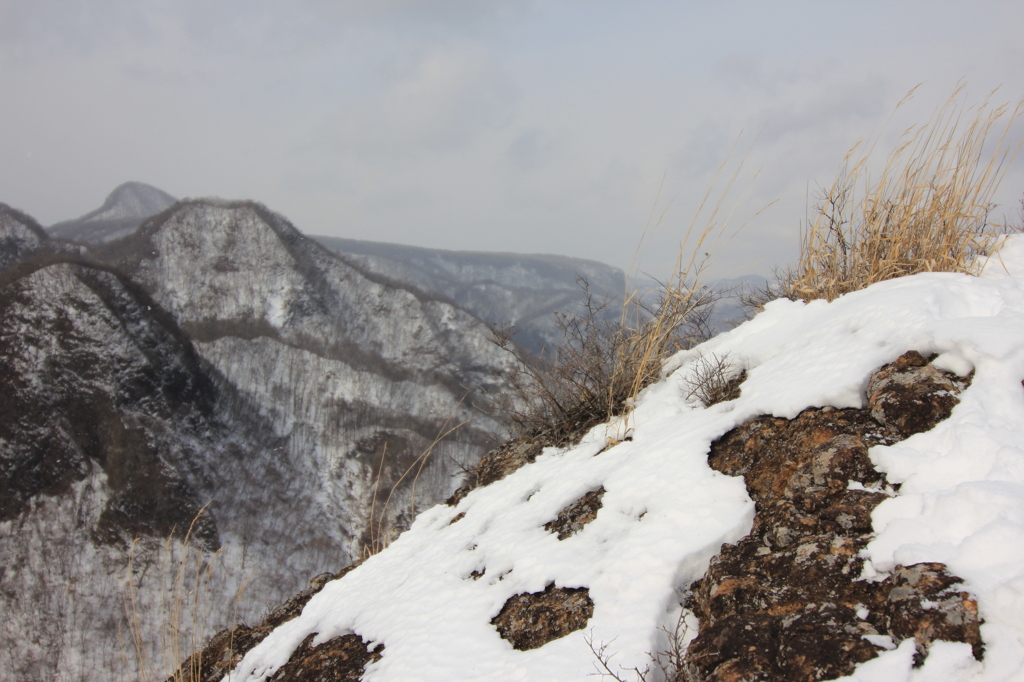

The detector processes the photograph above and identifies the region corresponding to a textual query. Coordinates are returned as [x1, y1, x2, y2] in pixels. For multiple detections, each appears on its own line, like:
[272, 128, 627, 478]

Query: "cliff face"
[200, 240, 1024, 682]
[0, 258, 338, 679]
[94, 199, 514, 560]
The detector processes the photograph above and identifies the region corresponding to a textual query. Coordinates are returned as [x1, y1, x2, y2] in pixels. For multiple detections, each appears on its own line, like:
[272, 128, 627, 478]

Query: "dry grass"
[360, 414, 468, 560]
[790, 84, 1024, 302]
[586, 606, 699, 682]
[122, 508, 239, 682]
[490, 144, 762, 446]
[489, 271, 716, 446]
[683, 352, 745, 407]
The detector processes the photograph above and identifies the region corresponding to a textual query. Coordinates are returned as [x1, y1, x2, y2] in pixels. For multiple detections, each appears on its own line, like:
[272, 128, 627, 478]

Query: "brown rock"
[543, 486, 605, 540]
[682, 352, 982, 681]
[475, 437, 545, 488]
[879, 563, 984, 662]
[166, 567, 356, 682]
[446, 436, 545, 506]
[269, 633, 383, 682]
[866, 350, 968, 439]
[491, 583, 594, 651]
[170, 623, 274, 682]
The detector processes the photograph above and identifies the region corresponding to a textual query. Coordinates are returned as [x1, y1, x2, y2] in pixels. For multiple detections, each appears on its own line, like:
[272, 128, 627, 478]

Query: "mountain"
[2, 197, 521, 680]
[195, 240, 1024, 681]
[92, 198, 514, 560]
[48, 181, 177, 244]
[0, 256, 335, 679]
[1, 203, 52, 271]
[313, 236, 626, 356]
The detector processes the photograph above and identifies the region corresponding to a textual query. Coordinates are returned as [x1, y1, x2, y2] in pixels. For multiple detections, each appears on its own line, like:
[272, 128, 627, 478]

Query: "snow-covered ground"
[227, 237, 1024, 681]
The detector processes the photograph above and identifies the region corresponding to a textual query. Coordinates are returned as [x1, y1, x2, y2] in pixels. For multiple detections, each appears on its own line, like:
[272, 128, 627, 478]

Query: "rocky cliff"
[0, 256, 336, 679]
[92, 199, 514, 560]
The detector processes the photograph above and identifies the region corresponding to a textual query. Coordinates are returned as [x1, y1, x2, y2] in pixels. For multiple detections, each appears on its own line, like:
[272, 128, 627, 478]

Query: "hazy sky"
[3, 0, 1023, 278]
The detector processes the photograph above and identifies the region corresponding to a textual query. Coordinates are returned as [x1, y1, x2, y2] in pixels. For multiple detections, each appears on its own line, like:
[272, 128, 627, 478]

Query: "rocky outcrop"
[681, 351, 979, 681]
[200, 351, 983, 681]
[492, 584, 595, 651]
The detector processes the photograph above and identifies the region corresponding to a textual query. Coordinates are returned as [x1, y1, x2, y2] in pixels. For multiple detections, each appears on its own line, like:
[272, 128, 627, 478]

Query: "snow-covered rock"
[0, 258, 335, 680]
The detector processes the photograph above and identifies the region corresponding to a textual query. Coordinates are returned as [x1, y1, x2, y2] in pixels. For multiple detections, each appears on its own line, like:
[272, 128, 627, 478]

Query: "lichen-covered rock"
[447, 436, 545, 506]
[268, 634, 383, 682]
[880, 563, 984, 662]
[475, 437, 545, 488]
[544, 487, 605, 540]
[682, 351, 982, 681]
[866, 350, 967, 439]
[491, 584, 594, 651]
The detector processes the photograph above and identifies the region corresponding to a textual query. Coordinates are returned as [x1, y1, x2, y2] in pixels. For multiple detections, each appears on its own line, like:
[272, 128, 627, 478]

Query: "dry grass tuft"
[359, 413, 468, 560]
[489, 142, 763, 446]
[487, 140, 770, 444]
[122, 507, 239, 682]
[789, 84, 1024, 302]
[489, 274, 717, 447]
[683, 353, 745, 407]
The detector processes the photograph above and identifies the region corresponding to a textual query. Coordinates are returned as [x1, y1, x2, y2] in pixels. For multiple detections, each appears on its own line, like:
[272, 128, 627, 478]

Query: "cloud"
[323, 41, 519, 155]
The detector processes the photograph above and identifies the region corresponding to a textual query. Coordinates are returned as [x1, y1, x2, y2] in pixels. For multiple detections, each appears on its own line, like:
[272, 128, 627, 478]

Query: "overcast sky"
[3, 0, 1023, 279]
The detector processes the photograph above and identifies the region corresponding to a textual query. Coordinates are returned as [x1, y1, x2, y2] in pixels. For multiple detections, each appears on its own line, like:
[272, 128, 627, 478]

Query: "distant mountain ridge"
[44, 182, 636, 356]
[314, 235, 626, 356]
[47, 181, 177, 244]
[1, 203, 52, 270]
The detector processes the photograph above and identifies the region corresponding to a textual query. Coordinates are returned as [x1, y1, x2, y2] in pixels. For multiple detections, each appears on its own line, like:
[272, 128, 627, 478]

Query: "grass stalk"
[790, 84, 1024, 301]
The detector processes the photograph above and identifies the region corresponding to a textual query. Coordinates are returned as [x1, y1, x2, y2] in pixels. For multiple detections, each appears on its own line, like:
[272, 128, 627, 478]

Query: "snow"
[227, 237, 1024, 681]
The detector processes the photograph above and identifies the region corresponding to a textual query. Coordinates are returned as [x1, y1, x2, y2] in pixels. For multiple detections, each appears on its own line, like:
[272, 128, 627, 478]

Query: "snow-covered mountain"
[1, 196, 525, 680]
[0, 257, 337, 679]
[1, 203, 51, 271]
[206, 240, 1024, 681]
[314, 236, 626, 356]
[92, 198, 514, 560]
[48, 181, 177, 244]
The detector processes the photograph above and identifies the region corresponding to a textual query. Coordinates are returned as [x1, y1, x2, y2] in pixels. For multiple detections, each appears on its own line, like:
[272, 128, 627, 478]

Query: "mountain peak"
[48, 181, 177, 244]
[95, 181, 177, 221]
